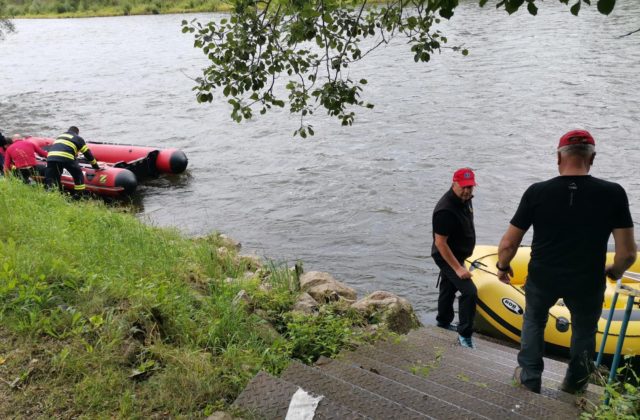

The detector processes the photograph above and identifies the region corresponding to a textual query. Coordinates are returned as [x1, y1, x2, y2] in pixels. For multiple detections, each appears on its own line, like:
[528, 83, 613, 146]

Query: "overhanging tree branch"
[182, 0, 618, 137]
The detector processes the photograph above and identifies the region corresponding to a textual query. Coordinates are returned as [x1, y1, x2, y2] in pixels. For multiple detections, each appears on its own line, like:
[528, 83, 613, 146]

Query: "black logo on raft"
[502, 298, 524, 315]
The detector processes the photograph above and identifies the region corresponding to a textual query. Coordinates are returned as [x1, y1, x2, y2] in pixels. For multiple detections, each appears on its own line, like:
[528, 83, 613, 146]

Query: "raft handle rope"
[623, 271, 640, 282]
[466, 254, 499, 277]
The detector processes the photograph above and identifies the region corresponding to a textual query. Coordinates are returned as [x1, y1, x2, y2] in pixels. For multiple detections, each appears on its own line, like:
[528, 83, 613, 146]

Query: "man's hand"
[497, 266, 513, 284]
[605, 264, 622, 280]
[455, 266, 473, 280]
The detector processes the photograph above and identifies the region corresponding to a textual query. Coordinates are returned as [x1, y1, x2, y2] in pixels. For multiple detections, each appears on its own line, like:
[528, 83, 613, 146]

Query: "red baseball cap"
[558, 130, 595, 149]
[452, 168, 476, 187]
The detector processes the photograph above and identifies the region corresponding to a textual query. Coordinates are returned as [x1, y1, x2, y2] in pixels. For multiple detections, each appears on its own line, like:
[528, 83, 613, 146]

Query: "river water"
[1, 2, 639, 321]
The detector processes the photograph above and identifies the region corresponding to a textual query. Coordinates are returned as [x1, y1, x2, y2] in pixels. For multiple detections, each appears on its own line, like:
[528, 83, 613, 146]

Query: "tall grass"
[0, 179, 379, 417]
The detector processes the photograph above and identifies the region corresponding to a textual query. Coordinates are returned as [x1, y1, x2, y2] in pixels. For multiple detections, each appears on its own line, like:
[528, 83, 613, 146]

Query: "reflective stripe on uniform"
[48, 151, 76, 160]
[74, 184, 86, 191]
[53, 139, 78, 154]
[80, 145, 89, 153]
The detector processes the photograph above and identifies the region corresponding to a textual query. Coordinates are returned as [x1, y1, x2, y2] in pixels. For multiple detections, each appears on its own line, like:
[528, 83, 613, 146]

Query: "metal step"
[317, 356, 504, 419]
[404, 329, 565, 385]
[368, 339, 580, 418]
[280, 360, 431, 419]
[409, 326, 570, 377]
[335, 352, 546, 419]
[232, 371, 369, 420]
[406, 326, 604, 401]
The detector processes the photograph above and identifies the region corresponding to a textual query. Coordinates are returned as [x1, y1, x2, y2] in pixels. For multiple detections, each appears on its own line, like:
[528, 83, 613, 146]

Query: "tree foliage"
[1, 0, 16, 39]
[183, 0, 617, 136]
[0, 19, 14, 39]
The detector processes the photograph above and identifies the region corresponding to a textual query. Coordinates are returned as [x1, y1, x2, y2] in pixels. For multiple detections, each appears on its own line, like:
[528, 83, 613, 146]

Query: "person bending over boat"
[496, 130, 637, 395]
[45, 126, 102, 196]
[431, 168, 478, 349]
[3, 134, 48, 184]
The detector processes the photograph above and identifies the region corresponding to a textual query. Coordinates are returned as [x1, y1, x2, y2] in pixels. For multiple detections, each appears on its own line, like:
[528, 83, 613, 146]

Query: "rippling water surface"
[1, 3, 639, 320]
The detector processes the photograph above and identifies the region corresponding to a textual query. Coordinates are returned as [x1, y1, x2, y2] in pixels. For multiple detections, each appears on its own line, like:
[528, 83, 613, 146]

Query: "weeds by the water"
[581, 358, 640, 419]
[0, 179, 382, 417]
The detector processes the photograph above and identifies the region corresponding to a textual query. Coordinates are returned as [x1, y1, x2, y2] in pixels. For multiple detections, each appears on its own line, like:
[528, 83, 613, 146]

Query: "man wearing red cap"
[431, 167, 478, 348]
[496, 130, 636, 394]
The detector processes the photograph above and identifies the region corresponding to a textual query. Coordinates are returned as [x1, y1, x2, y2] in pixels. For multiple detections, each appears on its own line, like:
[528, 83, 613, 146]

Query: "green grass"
[2, 0, 388, 18]
[0, 178, 383, 417]
[2, 0, 232, 18]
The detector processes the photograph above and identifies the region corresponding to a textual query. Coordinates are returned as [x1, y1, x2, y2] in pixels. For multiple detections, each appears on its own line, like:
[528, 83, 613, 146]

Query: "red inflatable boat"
[32, 159, 138, 197]
[26, 137, 188, 177]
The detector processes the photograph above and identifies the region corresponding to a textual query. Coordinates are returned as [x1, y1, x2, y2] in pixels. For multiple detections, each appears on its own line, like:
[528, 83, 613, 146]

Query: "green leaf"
[597, 0, 615, 15]
[504, 0, 525, 14]
[570, 1, 581, 15]
[479, 0, 489, 7]
[439, 8, 454, 19]
[527, 2, 538, 15]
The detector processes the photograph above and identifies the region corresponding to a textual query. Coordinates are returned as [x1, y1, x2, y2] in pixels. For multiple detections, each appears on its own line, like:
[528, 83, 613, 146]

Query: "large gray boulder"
[299, 271, 357, 303]
[351, 291, 421, 334]
[292, 292, 319, 314]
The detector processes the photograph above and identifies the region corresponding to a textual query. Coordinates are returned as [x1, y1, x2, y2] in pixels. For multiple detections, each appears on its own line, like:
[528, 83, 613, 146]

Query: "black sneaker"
[560, 378, 587, 395]
[436, 323, 457, 332]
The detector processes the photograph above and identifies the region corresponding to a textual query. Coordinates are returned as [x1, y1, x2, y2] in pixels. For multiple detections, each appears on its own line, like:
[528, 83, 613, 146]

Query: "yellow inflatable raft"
[468, 245, 640, 357]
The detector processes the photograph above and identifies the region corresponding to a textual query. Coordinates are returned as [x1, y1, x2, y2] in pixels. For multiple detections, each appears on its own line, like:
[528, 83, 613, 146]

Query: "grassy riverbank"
[3, 0, 231, 18]
[0, 179, 382, 418]
[3, 0, 386, 18]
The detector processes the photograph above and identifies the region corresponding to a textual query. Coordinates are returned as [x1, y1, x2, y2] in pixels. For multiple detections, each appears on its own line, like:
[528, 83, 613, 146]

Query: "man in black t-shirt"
[496, 130, 636, 394]
[431, 168, 478, 348]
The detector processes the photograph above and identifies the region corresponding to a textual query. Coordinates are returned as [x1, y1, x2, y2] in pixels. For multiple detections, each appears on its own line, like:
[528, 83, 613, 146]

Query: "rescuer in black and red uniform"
[44, 126, 102, 196]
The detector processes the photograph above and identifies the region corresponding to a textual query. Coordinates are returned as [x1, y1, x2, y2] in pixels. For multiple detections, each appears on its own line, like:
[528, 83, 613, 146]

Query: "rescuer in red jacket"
[3, 135, 49, 184]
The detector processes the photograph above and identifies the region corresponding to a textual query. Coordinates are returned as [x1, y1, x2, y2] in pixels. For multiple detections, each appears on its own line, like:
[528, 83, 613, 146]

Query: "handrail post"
[595, 281, 620, 368]
[604, 292, 636, 405]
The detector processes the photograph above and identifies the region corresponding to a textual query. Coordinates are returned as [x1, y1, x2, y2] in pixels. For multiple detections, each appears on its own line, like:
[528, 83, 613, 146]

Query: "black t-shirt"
[511, 175, 633, 289]
[433, 211, 458, 237]
[431, 189, 476, 263]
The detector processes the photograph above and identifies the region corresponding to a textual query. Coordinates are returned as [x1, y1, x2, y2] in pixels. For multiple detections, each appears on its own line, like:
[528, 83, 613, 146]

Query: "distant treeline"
[3, 0, 231, 17]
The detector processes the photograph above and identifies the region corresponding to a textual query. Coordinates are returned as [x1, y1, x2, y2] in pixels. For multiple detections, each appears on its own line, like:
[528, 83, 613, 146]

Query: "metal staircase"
[233, 325, 602, 419]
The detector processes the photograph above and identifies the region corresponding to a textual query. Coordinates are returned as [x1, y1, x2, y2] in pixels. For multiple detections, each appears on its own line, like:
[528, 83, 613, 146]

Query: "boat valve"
[556, 317, 570, 333]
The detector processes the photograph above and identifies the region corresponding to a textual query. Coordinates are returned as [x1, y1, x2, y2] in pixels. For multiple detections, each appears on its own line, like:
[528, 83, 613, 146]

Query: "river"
[1, 2, 639, 321]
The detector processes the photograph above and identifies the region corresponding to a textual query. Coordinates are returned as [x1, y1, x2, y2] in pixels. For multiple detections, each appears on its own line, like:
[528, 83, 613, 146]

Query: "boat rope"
[466, 256, 498, 277]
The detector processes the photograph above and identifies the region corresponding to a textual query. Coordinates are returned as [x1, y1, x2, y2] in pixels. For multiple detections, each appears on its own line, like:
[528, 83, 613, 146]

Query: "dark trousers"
[44, 160, 85, 195]
[435, 261, 478, 338]
[13, 167, 35, 184]
[518, 279, 603, 393]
